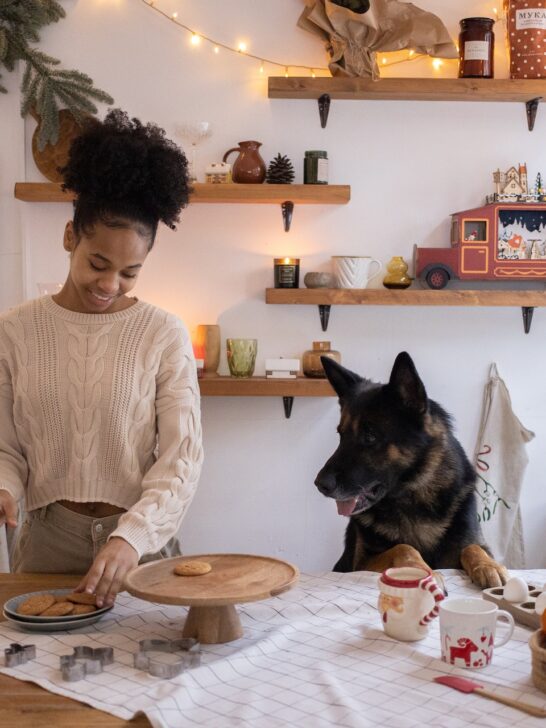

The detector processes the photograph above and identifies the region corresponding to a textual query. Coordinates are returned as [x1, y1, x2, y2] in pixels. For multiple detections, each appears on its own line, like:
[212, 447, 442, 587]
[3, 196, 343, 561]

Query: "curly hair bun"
[62, 109, 190, 230]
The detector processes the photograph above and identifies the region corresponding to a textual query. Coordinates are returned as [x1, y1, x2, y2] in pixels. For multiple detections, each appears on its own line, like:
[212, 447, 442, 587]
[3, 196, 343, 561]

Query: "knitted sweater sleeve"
[108, 320, 203, 558]
[0, 343, 28, 501]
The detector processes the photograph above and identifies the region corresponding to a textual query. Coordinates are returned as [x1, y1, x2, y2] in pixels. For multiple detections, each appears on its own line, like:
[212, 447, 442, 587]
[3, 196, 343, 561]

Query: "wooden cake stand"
[124, 553, 299, 644]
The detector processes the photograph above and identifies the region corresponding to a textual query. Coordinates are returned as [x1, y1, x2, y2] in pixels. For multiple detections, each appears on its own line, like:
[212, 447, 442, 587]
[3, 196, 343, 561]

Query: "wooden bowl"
[529, 630, 546, 693]
[125, 553, 299, 644]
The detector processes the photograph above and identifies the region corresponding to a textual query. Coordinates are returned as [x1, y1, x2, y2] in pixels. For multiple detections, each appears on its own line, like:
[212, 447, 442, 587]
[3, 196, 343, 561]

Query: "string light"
[142, 0, 456, 75]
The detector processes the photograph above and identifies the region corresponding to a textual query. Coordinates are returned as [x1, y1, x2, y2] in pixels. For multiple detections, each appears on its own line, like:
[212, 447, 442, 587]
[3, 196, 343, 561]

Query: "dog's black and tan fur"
[315, 352, 508, 588]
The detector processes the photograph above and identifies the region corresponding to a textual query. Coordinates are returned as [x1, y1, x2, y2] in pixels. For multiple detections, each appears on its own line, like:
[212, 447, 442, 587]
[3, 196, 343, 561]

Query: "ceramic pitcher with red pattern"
[378, 566, 445, 642]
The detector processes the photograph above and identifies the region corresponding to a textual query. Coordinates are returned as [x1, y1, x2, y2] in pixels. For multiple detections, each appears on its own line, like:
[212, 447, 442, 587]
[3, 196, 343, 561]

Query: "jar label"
[464, 40, 490, 61]
[317, 158, 328, 183]
[516, 9, 546, 30]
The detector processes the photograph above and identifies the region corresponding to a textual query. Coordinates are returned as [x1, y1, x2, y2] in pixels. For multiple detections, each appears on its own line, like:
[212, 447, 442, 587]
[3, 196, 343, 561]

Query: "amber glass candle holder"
[274, 257, 300, 288]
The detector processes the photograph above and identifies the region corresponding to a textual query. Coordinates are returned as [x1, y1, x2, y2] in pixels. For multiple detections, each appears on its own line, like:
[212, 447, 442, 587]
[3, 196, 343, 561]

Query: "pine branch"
[2, 0, 114, 147]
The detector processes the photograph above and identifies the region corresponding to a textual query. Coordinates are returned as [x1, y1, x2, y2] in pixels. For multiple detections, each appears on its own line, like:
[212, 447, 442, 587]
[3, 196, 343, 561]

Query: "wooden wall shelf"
[265, 287, 546, 333]
[14, 182, 350, 232]
[198, 375, 335, 418]
[13, 182, 351, 204]
[268, 77, 546, 130]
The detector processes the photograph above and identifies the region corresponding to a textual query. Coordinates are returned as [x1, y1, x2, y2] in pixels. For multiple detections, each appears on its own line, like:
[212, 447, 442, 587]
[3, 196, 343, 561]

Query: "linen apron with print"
[474, 363, 534, 568]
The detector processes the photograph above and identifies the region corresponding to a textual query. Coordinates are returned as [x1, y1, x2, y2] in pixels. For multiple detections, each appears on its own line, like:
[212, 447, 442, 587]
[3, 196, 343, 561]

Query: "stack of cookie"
[3, 588, 113, 633]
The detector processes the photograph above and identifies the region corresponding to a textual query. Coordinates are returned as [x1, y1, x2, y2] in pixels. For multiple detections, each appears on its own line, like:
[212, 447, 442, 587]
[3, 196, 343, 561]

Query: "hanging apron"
[474, 363, 534, 568]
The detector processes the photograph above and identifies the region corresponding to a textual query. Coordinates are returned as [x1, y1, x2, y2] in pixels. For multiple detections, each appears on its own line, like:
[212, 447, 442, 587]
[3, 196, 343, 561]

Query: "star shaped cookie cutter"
[59, 645, 114, 682]
[134, 638, 201, 678]
[4, 642, 36, 667]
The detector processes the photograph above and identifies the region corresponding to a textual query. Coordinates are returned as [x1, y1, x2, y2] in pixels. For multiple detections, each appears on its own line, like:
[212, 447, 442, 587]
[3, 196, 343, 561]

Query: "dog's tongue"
[336, 498, 357, 516]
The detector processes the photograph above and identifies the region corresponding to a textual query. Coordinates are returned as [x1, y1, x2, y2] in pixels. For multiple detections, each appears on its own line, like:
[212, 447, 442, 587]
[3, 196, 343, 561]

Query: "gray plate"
[4, 589, 112, 623]
[2, 609, 110, 632]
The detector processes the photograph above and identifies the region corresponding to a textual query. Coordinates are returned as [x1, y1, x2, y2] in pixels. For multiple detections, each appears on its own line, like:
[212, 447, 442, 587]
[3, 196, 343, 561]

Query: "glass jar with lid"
[458, 17, 495, 78]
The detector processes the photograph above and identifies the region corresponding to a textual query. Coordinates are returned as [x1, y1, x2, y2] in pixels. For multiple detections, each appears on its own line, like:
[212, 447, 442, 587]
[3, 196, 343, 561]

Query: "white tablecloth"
[1, 569, 545, 727]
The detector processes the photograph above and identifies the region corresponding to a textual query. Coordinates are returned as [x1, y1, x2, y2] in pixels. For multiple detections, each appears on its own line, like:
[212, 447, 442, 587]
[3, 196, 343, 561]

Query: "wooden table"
[0, 573, 150, 727]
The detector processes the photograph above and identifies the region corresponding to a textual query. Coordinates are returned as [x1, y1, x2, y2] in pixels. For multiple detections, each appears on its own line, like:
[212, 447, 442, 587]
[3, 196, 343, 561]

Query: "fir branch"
[1, 0, 114, 147]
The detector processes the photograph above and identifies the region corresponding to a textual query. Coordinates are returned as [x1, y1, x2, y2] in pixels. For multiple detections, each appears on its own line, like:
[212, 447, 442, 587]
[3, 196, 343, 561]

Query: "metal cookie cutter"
[134, 638, 201, 679]
[60, 645, 114, 682]
[4, 642, 36, 667]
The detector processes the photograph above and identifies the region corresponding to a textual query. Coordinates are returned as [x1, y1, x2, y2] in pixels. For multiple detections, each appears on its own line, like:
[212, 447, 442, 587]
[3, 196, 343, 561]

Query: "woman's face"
[56, 220, 150, 314]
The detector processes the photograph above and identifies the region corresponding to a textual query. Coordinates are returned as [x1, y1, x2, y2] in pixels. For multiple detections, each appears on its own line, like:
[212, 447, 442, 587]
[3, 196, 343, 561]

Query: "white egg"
[535, 591, 546, 615]
[503, 576, 529, 603]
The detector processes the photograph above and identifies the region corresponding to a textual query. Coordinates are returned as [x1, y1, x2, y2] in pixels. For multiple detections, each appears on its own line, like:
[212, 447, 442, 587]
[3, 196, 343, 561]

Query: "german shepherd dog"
[315, 352, 508, 588]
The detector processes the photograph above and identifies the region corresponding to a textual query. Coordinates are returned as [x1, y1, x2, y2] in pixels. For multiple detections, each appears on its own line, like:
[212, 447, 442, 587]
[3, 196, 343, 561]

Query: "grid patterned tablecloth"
[1, 569, 545, 727]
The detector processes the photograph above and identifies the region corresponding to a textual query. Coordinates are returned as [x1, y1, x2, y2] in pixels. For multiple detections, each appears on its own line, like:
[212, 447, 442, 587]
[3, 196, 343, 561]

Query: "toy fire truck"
[415, 202, 546, 289]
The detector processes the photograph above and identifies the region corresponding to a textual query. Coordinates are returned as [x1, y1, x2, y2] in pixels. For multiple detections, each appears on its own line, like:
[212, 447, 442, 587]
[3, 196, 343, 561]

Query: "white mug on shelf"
[332, 256, 382, 289]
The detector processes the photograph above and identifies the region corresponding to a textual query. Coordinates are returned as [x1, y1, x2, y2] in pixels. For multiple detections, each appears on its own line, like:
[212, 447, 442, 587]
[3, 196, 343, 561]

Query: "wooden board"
[199, 375, 334, 397]
[14, 182, 351, 205]
[268, 77, 546, 102]
[483, 584, 543, 630]
[265, 288, 546, 307]
[124, 553, 299, 608]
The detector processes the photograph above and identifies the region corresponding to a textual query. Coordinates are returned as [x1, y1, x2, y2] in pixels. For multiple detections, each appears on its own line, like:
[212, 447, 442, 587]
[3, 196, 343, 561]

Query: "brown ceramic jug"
[223, 140, 266, 183]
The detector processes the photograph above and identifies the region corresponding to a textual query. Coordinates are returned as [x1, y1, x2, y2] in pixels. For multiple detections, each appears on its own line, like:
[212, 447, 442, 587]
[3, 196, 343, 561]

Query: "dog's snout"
[315, 469, 338, 497]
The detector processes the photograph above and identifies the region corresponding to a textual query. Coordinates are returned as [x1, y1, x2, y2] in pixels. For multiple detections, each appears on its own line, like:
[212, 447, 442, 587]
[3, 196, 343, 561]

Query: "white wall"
[2, 0, 545, 570]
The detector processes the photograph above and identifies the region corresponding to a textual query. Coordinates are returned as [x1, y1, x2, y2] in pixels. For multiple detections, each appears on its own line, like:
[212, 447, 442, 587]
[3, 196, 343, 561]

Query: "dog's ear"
[389, 352, 428, 415]
[321, 357, 362, 401]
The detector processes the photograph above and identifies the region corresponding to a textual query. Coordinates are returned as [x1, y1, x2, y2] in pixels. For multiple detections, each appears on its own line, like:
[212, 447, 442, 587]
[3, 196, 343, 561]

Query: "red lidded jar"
[458, 17, 495, 78]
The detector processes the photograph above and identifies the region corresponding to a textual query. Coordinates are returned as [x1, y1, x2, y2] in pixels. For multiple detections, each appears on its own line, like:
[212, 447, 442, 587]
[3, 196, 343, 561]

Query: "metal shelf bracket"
[526, 97, 541, 131]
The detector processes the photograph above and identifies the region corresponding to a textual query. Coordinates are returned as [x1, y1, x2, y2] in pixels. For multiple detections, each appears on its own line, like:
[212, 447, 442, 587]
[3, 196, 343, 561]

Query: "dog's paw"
[471, 561, 509, 589]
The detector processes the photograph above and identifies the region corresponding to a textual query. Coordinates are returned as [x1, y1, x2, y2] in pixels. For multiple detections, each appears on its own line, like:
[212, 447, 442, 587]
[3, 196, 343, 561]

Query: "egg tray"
[482, 583, 543, 630]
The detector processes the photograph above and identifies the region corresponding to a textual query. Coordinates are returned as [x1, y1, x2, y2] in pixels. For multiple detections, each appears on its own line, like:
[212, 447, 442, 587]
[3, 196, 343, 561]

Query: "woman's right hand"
[0, 490, 18, 528]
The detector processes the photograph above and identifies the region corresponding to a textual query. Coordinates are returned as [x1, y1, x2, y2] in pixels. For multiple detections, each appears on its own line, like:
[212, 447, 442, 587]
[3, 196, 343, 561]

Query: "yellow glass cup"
[226, 338, 257, 378]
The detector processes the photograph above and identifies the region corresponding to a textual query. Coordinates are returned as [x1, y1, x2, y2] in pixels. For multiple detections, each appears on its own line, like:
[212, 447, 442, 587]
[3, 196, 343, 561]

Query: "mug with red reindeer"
[439, 598, 515, 669]
[377, 567, 445, 642]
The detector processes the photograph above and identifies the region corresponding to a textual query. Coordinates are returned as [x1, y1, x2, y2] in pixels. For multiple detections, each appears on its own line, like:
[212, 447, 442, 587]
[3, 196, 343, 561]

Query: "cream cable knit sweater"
[0, 296, 203, 558]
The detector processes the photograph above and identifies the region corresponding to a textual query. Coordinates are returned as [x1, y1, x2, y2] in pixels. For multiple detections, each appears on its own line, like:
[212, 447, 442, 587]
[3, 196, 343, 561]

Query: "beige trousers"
[11, 501, 181, 574]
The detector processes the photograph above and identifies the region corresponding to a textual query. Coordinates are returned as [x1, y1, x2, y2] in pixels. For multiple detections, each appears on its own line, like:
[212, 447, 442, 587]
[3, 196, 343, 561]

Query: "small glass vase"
[382, 256, 412, 289]
[226, 338, 257, 378]
[302, 341, 341, 378]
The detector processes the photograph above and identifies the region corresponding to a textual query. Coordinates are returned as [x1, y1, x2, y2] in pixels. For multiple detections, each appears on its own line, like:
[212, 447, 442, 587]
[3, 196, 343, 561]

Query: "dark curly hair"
[61, 109, 190, 247]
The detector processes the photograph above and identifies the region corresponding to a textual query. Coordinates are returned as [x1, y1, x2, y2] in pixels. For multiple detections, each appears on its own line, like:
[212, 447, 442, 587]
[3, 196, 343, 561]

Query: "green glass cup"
[226, 338, 257, 378]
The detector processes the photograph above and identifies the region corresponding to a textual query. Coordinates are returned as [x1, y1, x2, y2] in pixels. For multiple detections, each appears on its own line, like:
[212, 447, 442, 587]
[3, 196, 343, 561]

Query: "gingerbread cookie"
[72, 604, 97, 615]
[65, 592, 98, 605]
[40, 601, 75, 617]
[17, 593, 56, 616]
[174, 560, 212, 576]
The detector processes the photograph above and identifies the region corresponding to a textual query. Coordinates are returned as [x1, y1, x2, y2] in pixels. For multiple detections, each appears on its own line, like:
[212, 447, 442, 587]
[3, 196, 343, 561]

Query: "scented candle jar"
[304, 150, 328, 184]
[458, 17, 495, 78]
[274, 257, 300, 288]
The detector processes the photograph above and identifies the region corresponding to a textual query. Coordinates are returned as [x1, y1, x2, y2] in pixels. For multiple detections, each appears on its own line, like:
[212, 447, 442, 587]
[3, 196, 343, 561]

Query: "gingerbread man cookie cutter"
[134, 638, 201, 678]
[59, 645, 114, 682]
[4, 642, 36, 667]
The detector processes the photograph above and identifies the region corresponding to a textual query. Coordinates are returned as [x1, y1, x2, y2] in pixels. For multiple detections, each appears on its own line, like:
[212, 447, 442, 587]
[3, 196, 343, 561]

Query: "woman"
[0, 109, 203, 607]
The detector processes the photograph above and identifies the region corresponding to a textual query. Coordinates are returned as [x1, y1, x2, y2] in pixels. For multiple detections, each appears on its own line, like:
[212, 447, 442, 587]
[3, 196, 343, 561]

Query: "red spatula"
[434, 675, 546, 718]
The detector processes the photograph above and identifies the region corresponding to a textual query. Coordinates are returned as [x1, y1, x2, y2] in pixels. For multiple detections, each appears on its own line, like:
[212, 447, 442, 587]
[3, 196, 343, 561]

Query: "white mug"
[378, 567, 445, 642]
[332, 256, 382, 289]
[439, 597, 515, 669]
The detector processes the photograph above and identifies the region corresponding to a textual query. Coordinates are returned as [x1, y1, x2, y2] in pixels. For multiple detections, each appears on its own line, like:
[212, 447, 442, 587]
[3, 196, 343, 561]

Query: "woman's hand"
[0, 489, 18, 528]
[76, 536, 139, 607]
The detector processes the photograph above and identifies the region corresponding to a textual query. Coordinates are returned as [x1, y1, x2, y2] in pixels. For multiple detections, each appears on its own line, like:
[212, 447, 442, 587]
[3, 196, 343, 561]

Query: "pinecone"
[266, 154, 295, 184]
